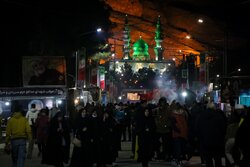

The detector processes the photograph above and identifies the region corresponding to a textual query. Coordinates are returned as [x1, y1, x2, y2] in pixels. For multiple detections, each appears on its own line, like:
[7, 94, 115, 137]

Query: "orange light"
[99, 59, 105, 64]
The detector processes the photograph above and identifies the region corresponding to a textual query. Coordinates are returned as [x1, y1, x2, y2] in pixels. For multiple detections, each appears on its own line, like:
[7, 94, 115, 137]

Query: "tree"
[136, 67, 156, 89]
[117, 62, 134, 88]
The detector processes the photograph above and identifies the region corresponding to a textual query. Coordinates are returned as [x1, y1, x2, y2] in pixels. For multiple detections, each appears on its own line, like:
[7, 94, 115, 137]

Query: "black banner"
[0, 88, 66, 97]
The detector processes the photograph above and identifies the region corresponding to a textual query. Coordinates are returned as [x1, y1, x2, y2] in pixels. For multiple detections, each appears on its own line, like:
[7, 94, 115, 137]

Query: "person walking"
[224, 111, 241, 167]
[35, 108, 49, 159]
[42, 112, 71, 167]
[99, 110, 118, 167]
[122, 104, 132, 141]
[235, 106, 250, 167]
[197, 102, 227, 167]
[26, 103, 39, 159]
[0, 111, 3, 143]
[154, 97, 172, 161]
[136, 105, 156, 167]
[69, 108, 92, 167]
[170, 103, 188, 167]
[5, 102, 32, 167]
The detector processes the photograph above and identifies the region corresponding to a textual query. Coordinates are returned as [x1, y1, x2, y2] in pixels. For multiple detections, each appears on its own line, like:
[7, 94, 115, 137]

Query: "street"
[0, 141, 205, 167]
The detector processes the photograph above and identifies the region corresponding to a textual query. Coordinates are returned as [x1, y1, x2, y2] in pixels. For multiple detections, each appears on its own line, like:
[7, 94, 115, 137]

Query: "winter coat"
[26, 108, 39, 125]
[136, 112, 156, 163]
[154, 106, 171, 134]
[6, 112, 32, 144]
[225, 123, 239, 141]
[235, 113, 250, 158]
[70, 115, 93, 167]
[100, 115, 118, 164]
[171, 109, 188, 139]
[197, 109, 226, 151]
[43, 112, 71, 166]
[35, 114, 49, 144]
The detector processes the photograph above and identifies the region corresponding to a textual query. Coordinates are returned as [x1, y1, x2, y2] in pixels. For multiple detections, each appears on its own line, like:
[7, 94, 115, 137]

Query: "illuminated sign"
[127, 93, 140, 101]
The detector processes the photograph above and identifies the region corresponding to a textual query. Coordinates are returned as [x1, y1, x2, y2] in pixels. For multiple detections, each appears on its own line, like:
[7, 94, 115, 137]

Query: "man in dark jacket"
[235, 106, 250, 167]
[154, 97, 172, 160]
[197, 102, 227, 167]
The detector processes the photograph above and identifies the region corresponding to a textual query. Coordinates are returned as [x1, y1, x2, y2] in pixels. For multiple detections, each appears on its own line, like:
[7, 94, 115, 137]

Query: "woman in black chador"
[69, 108, 92, 167]
[136, 107, 156, 167]
[42, 112, 70, 167]
[99, 110, 119, 167]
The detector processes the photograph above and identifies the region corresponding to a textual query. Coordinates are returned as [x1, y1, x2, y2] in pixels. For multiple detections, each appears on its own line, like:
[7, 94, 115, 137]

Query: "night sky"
[1, 0, 250, 87]
[1, 0, 110, 87]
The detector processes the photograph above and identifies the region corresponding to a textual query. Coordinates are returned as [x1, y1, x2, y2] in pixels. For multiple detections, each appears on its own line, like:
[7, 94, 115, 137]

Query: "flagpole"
[75, 50, 79, 89]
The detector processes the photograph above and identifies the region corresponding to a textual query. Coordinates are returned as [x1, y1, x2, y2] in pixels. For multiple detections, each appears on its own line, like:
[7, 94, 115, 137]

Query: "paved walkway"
[0, 142, 205, 167]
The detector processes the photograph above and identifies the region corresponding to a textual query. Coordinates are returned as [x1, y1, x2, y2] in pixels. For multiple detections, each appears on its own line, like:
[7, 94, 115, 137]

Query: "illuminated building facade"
[108, 15, 176, 102]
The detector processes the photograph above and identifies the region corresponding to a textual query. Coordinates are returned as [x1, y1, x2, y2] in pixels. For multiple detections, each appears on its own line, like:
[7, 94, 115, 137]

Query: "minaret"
[122, 14, 131, 60]
[154, 15, 163, 61]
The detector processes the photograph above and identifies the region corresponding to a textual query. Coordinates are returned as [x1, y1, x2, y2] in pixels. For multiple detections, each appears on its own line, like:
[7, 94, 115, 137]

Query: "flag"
[78, 49, 86, 81]
[91, 68, 97, 85]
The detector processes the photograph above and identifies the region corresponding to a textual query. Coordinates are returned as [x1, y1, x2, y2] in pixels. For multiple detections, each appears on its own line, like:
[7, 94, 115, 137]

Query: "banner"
[78, 49, 86, 81]
[91, 68, 97, 85]
[0, 87, 66, 101]
[199, 63, 206, 83]
[100, 74, 105, 90]
[99, 66, 105, 90]
[22, 56, 66, 87]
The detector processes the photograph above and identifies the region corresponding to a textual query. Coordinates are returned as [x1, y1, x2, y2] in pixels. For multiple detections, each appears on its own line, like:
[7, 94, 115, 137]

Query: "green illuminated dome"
[132, 37, 150, 60]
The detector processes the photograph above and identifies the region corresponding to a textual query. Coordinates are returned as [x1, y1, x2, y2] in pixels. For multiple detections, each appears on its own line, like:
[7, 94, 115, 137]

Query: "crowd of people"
[3, 98, 250, 167]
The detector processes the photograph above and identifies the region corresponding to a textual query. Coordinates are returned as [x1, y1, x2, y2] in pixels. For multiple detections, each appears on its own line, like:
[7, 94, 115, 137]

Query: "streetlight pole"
[76, 27, 103, 89]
